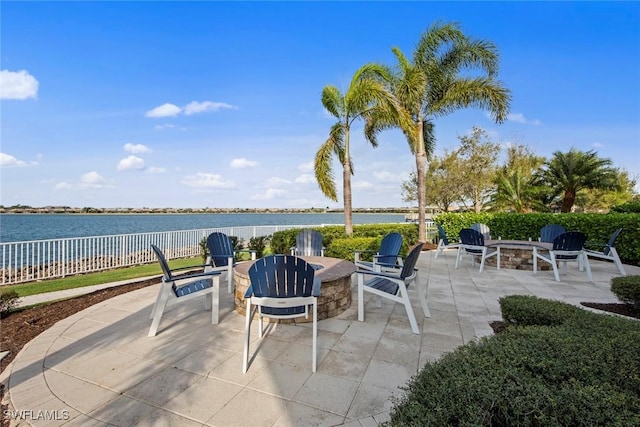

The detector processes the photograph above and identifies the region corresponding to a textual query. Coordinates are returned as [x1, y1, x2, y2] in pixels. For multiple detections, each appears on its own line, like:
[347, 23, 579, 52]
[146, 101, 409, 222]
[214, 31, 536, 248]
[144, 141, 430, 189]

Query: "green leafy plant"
[611, 275, 640, 309]
[248, 235, 270, 259]
[0, 289, 20, 317]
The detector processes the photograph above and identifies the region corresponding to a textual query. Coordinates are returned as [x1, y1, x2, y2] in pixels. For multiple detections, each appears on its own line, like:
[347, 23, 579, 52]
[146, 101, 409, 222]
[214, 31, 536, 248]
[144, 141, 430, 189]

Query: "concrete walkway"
[2, 251, 637, 427]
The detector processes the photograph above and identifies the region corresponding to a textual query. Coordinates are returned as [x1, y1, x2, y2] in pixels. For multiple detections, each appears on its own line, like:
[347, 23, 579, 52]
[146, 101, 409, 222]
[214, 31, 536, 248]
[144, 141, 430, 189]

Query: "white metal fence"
[1, 222, 434, 286]
[0, 224, 316, 285]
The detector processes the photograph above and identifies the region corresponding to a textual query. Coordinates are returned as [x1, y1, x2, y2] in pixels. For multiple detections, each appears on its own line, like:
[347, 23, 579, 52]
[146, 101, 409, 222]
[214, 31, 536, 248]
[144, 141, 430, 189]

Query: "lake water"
[0, 213, 406, 243]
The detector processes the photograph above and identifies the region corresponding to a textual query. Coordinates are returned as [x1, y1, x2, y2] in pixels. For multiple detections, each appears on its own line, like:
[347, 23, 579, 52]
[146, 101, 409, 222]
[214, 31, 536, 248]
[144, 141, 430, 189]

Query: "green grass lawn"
[4, 257, 203, 298]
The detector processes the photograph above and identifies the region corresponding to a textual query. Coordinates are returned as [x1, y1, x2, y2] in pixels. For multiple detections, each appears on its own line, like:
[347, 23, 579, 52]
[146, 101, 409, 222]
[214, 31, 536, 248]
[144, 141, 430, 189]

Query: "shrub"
[499, 295, 587, 326]
[386, 296, 640, 426]
[436, 212, 640, 266]
[248, 235, 270, 259]
[611, 200, 640, 213]
[611, 275, 640, 309]
[0, 289, 20, 317]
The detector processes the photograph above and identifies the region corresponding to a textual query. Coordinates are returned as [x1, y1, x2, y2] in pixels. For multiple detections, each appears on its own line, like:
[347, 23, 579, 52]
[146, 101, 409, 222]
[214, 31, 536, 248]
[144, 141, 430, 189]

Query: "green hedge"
[269, 224, 420, 259]
[386, 296, 640, 426]
[435, 212, 640, 266]
[611, 275, 640, 309]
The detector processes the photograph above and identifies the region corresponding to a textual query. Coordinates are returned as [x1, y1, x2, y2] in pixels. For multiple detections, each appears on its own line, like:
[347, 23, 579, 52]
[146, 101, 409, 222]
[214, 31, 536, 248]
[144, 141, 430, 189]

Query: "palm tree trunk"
[561, 190, 576, 213]
[343, 129, 353, 236]
[416, 120, 427, 242]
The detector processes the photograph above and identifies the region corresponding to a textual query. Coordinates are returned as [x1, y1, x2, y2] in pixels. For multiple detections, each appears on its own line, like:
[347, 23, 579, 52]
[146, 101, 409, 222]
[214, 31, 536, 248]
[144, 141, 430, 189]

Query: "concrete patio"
[2, 250, 637, 427]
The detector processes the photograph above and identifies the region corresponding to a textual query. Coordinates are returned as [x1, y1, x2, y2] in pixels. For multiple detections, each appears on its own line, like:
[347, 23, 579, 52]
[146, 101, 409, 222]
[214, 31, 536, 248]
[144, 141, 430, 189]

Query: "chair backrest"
[294, 229, 323, 256]
[471, 223, 490, 240]
[460, 228, 485, 247]
[552, 231, 587, 252]
[399, 242, 424, 280]
[604, 228, 623, 256]
[436, 223, 450, 246]
[377, 232, 403, 265]
[248, 255, 316, 298]
[207, 232, 234, 267]
[540, 224, 566, 243]
[151, 244, 172, 281]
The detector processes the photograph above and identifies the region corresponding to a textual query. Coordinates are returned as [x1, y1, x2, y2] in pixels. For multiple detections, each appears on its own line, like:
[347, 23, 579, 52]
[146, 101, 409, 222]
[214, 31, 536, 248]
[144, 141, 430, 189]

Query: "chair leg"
[533, 248, 538, 273]
[416, 273, 430, 318]
[550, 253, 561, 282]
[581, 252, 593, 282]
[455, 247, 462, 269]
[610, 248, 627, 276]
[312, 299, 317, 373]
[211, 276, 220, 324]
[227, 257, 234, 293]
[148, 287, 171, 337]
[479, 248, 487, 273]
[243, 300, 252, 373]
[434, 240, 443, 259]
[399, 284, 419, 335]
[357, 274, 365, 323]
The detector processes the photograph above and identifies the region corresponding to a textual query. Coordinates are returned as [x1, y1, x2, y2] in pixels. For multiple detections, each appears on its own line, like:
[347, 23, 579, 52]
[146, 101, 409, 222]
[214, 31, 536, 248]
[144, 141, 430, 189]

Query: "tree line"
[400, 127, 637, 214]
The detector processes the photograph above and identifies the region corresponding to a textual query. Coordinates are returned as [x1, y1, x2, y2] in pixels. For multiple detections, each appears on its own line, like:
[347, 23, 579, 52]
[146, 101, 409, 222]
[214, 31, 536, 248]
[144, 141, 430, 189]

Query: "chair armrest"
[173, 270, 221, 281]
[312, 277, 322, 297]
[244, 284, 254, 299]
[355, 269, 403, 280]
[171, 264, 208, 272]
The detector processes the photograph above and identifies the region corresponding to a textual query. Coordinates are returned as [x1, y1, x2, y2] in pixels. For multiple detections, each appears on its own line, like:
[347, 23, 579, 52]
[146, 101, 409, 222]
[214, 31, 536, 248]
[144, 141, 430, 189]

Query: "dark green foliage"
[436, 212, 640, 266]
[499, 295, 587, 326]
[248, 235, 270, 259]
[611, 275, 640, 309]
[199, 237, 208, 262]
[0, 289, 20, 317]
[269, 224, 420, 257]
[610, 200, 640, 213]
[386, 296, 640, 426]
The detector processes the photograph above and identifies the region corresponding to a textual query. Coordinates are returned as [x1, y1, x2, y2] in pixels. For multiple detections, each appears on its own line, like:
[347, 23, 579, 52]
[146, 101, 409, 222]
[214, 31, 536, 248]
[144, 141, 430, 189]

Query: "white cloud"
[266, 177, 291, 186]
[117, 155, 145, 171]
[54, 182, 73, 190]
[507, 113, 541, 126]
[373, 171, 398, 182]
[124, 143, 151, 154]
[250, 188, 286, 200]
[0, 69, 39, 100]
[79, 171, 110, 189]
[298, 162, 314, 172]
[295, 174, 315, 184]
[146, 103, 181, 118]
[181, 172, 235, 189]
[230, 158, 258, 169]
[154, 124, 175, 130]
[146, 166, 166, 174]
[183, 101, 236, 115]
[592, 142, 604, 148]
[146, 100, 238, 118]
[352, 180, 374, 190]
[0, 152, 27, 167]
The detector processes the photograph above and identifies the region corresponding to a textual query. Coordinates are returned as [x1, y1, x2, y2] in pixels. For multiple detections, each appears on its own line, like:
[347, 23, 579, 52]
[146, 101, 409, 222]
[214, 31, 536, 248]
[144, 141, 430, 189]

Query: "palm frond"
[321, 86, 344, 118]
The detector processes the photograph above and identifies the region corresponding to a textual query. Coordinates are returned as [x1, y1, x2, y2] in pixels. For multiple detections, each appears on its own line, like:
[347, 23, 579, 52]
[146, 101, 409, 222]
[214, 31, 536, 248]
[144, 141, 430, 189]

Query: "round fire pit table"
[233, 255, 356, 321]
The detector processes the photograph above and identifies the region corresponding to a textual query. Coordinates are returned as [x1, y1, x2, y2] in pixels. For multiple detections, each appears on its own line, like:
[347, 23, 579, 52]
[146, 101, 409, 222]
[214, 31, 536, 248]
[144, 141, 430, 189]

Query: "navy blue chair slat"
[294, 230, 323, 256]
[459, 228, 485, 247]
[604, 228, 623, 256]
[173, 279, 213, 297]
[437, 224, 450, 246]
[376, 232, 403, 265]
[367, 277, 400, 295]
[540, 224, 566, 243]
[207, 232, 235, 267]
[151, 244, 173, 280]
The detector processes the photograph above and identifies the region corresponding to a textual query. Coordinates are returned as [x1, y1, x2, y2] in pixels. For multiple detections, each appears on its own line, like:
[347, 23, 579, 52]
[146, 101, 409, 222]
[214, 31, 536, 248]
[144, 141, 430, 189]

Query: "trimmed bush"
[269, 223, 420, 258]
[436, 212, 640, 266]
[386, 296, 640, 426]
[248, 235, 270, 259]
[499, 295, 588, 326]
[0, 289, 20, 317]
[611, 275, 640, 309]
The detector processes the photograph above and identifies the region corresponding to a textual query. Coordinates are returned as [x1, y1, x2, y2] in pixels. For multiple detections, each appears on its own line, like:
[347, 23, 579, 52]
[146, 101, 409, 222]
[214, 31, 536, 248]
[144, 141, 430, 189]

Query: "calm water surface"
[0, 213, 406, 243]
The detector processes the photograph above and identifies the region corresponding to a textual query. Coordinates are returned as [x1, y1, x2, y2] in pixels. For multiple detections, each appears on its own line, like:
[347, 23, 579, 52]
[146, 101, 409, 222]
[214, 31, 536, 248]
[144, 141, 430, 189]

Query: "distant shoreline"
[0, 207, 418, 215]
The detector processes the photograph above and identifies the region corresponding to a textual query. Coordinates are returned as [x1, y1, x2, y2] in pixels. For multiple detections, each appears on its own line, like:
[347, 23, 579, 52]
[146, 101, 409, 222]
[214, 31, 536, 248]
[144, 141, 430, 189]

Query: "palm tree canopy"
[539, 148, 618, 212]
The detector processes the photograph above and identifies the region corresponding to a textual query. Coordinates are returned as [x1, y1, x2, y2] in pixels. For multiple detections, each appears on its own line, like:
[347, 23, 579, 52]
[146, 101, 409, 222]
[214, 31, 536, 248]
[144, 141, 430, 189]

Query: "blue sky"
[1, 1, 639, 209]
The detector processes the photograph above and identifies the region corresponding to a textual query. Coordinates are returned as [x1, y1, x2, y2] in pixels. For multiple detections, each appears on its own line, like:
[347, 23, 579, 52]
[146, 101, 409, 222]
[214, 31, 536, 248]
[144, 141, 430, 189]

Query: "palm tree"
[539, 148, 618, 212]
[366, 21, 511, 241]
[315, 64, 411, 236]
